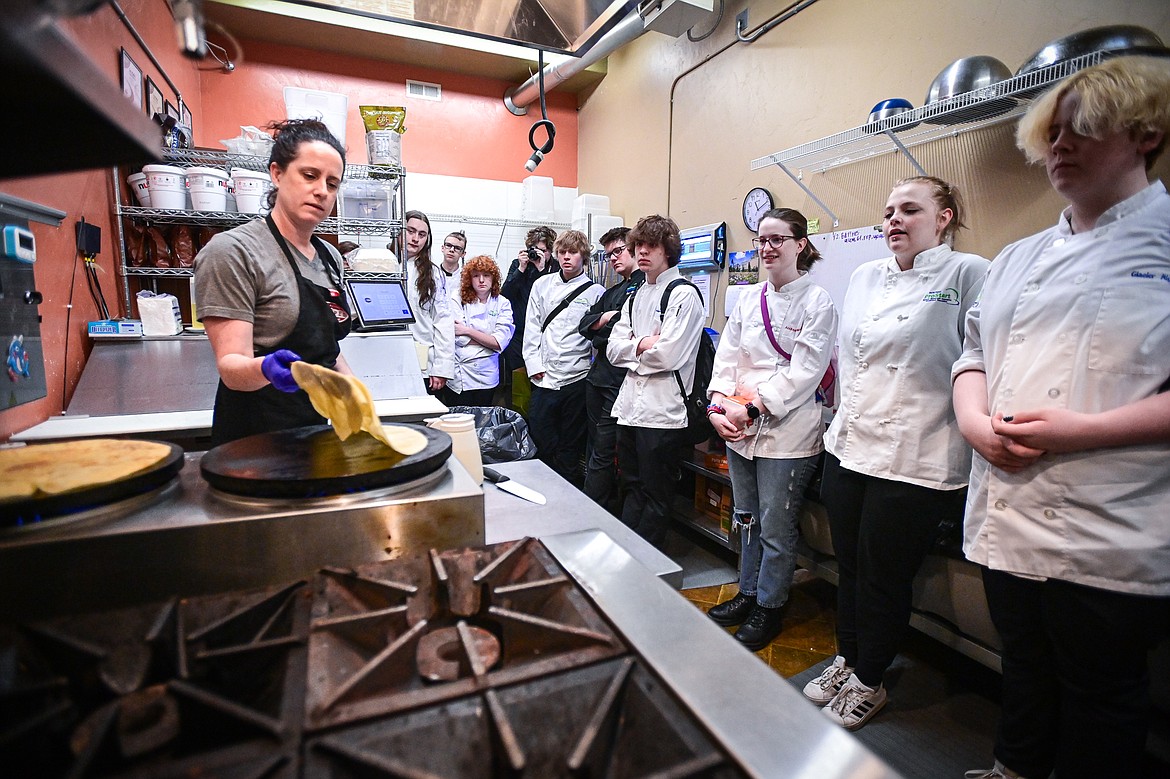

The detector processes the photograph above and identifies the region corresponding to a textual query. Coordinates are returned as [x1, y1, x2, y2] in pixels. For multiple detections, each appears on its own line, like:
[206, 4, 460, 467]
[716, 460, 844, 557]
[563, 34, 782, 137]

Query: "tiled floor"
[679, 569, 839, 678]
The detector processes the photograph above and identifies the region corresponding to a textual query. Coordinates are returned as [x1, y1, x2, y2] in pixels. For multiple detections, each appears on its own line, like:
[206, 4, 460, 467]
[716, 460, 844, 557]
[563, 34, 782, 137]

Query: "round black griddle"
[1, 440, 185, 526]
[200, 424, 452, 499]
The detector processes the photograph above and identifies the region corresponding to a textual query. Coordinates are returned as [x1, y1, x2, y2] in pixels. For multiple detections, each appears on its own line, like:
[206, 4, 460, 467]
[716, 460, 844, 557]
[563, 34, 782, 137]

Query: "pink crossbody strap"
[760, 284, 792, 360]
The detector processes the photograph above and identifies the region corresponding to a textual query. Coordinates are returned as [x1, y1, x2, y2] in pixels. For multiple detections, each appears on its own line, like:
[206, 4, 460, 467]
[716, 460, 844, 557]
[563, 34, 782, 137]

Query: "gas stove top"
[0, 453, 485, 623]
[0, 537, 750, 778]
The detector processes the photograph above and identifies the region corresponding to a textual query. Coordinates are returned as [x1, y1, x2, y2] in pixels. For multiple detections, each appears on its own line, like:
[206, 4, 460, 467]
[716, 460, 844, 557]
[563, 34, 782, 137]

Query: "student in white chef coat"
[437, 229, 468, 282]
[446, 255, 514, 407]
[403, 210, 455, 394]
[523, 229, 603, 485]
[607, 214, 705, 549]
[807, 176, 989, 730]
[704, 207, 838, 651]
[955, 56, 1170, 779]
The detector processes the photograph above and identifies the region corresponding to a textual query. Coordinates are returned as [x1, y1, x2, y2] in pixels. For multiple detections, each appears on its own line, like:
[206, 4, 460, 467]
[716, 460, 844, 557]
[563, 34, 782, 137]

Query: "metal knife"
[482, 466, 546, 505]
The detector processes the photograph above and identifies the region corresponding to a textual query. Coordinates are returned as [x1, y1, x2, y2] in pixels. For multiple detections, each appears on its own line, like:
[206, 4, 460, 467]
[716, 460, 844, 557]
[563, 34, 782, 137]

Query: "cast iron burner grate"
[0, 538, 747, 778]
[0, 581, 310, 777]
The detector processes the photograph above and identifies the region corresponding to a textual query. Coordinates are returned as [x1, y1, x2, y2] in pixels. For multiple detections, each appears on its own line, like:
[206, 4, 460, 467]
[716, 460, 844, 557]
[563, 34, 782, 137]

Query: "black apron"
[210, 217, 352, 446]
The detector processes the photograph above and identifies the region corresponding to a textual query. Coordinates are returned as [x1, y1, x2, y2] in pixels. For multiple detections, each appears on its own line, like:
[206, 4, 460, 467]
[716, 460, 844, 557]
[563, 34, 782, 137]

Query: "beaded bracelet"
[706, 404, 726, 417]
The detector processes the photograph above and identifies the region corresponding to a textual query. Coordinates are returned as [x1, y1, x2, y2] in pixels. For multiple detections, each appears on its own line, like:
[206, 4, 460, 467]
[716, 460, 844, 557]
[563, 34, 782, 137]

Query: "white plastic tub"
[231, 168, 271, 214]
[142, 164, 186, 210]
[186, 166, 229, 211]
[127, 172, 151, 207]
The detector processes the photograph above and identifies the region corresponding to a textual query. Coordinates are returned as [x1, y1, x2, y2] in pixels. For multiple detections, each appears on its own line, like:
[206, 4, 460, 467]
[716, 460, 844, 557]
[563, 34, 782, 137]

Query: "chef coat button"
[1053, 238, 1066, 248]
[1074, 274, 1087, 284]
[1010, 334, 1025, 344]
[1048, 388, 1060, 398]
[860, 361, 869, 370]
[852, 412, 861, 419]
[994, 499, 1007, 510]
[1044, 509, 1057, 519]
[1027, 283, 1039, 293]
[887, 364, 897, 370]
[1002, 389, 1013, 399]
[872, 315, 880, 321]
[1058, 333, 1067, 341]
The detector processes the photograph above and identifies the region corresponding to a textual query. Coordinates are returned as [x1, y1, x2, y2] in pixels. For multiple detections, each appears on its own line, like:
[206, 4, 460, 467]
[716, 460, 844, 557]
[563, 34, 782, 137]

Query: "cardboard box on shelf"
[693, 474, 732, 525]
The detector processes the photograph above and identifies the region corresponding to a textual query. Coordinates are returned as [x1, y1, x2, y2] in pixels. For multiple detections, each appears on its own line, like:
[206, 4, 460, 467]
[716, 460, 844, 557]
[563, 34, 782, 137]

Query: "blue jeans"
[728, 449, 818, 609]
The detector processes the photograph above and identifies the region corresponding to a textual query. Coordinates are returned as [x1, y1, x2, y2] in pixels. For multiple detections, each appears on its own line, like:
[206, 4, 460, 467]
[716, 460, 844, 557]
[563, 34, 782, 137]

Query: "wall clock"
[742, 187, 774, 232]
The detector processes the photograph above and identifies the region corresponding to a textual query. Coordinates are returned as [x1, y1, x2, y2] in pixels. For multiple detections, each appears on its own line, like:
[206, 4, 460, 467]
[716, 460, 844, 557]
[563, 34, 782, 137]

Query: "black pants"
[440, 386, 496, 408]
[527, 378, 588, 487]
[982, 567, 1170, 779]
[584, 383, 621, 514]
[821, 454, 966, 687]
[616, 424, 684, 550]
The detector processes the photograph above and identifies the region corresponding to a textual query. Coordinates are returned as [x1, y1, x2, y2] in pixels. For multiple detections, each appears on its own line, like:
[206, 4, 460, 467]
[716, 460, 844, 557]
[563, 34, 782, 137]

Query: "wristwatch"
[745, 402, 760, 420]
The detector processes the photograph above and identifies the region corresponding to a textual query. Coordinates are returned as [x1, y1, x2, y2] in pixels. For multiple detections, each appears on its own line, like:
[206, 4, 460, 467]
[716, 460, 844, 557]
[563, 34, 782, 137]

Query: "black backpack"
[655, 279, 716, 446]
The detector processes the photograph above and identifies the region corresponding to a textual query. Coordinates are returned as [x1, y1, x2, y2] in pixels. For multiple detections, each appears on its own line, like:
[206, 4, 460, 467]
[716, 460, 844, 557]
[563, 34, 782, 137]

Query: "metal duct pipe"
[505, 10, 646, 116]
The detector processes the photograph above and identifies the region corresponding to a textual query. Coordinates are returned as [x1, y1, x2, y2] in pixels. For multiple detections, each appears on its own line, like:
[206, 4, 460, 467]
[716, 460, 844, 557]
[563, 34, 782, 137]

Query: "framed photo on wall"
[120, 48, 143, 110]
[146, 77, 164, 121]
[164, 100, 180, 124]
[180, 102, 192, 134]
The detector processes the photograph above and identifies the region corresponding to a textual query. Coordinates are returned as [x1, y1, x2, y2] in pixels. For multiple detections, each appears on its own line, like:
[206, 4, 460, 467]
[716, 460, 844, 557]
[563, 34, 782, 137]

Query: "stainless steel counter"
[481, 459, 682, 586]
[545, 530, 900, 779]
[11, 332, 445, 442]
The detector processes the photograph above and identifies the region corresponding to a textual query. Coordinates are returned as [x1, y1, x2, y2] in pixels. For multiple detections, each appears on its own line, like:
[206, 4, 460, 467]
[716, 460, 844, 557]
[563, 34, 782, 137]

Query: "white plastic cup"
[127, 172, 151, 207]
[142, 164, 186, 210]
[231, 167, 271, 214]
[186, 166, 229, 211]
[427, 413, 483, 485]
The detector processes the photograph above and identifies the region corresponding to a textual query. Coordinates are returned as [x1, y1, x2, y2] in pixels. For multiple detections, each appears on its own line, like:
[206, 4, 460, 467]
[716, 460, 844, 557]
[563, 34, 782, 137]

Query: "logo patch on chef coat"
[922, 287, 960, 305]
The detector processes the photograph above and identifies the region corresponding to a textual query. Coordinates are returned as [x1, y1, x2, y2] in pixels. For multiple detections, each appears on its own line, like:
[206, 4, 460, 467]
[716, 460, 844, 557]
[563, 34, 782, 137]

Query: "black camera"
[525, 246, 541, 263]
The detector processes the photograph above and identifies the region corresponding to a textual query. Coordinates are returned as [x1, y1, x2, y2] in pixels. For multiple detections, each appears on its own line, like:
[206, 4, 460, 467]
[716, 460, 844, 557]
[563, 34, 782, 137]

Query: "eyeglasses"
[604, 245, 627, 261]
[442, 242, 466, 252]
[751, 235, 799, 250]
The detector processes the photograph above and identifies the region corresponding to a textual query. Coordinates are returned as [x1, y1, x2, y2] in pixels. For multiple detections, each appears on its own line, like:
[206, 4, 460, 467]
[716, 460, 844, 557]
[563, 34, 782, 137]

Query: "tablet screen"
[345, 278, 415, 331]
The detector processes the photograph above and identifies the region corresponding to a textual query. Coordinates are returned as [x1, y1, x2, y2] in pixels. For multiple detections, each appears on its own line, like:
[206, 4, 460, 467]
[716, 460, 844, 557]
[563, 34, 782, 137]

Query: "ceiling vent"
[406, 79, 442, 101]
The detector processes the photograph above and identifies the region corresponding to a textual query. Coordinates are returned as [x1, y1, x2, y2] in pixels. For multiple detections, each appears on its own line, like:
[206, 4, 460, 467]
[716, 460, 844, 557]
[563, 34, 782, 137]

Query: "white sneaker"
[802, 655, 853, 704]
[822, 673, 887, 730]
[964, 761, 1029, 779]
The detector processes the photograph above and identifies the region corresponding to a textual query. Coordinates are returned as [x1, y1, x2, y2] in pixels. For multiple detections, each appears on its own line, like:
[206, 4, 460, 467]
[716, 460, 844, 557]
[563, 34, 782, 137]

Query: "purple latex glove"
[261, 349, 302, 393]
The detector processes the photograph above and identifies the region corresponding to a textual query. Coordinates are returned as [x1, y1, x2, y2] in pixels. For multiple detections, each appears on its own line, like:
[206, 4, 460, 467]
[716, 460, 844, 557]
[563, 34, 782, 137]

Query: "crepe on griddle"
[0, 439, 172, 501]
[290, 361, 427, 455]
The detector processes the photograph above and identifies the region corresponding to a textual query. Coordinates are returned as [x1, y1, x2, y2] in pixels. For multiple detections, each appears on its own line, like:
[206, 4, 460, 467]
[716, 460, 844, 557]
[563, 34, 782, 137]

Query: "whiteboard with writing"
[807, 226, 889, 312]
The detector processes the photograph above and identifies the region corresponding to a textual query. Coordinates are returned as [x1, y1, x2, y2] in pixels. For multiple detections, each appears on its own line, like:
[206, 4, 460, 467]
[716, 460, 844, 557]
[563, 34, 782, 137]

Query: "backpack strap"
[541, 279, 591, 332]
[658, 277, 704, 399]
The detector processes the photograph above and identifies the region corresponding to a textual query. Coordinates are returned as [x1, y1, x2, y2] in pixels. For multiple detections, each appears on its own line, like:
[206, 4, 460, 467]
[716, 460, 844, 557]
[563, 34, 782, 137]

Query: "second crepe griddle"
[200, 424, 452, 498]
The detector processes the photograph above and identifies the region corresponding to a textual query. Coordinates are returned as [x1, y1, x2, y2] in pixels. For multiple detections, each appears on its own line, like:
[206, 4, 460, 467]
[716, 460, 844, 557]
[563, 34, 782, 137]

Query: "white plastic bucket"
[186, 166, 229, 211]
[143, 164, 186, 210]
[127, 172, 151, 207]
[231, 167, 271, 214]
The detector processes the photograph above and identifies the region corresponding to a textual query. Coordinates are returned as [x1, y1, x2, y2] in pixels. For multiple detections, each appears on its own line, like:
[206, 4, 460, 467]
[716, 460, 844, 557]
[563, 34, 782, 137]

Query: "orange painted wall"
[198, 40, 579, 186]
[0, 0, 200, 440]
[1, 6, 580, 440]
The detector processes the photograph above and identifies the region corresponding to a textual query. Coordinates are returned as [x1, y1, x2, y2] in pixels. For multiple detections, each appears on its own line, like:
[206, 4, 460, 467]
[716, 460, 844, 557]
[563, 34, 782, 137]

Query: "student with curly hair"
[446, 255, 514, 407]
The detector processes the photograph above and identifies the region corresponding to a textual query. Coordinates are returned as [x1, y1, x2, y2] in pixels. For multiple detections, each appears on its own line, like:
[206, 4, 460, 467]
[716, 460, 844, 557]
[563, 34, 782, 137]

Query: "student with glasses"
[807, 176, 989, 731]
[438, 230, 468, 283]
[578, 226, 645, 514]
[704, 207, 838, 651]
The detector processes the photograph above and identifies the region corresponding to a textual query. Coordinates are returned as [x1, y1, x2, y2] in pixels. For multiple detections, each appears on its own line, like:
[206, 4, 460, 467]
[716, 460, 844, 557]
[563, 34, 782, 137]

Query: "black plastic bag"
[447, 406, 537, 463]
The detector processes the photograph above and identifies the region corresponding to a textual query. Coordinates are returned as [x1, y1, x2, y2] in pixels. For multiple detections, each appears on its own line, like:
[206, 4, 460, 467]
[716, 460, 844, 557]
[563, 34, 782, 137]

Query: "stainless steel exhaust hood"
[280, 0, 639, 55]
